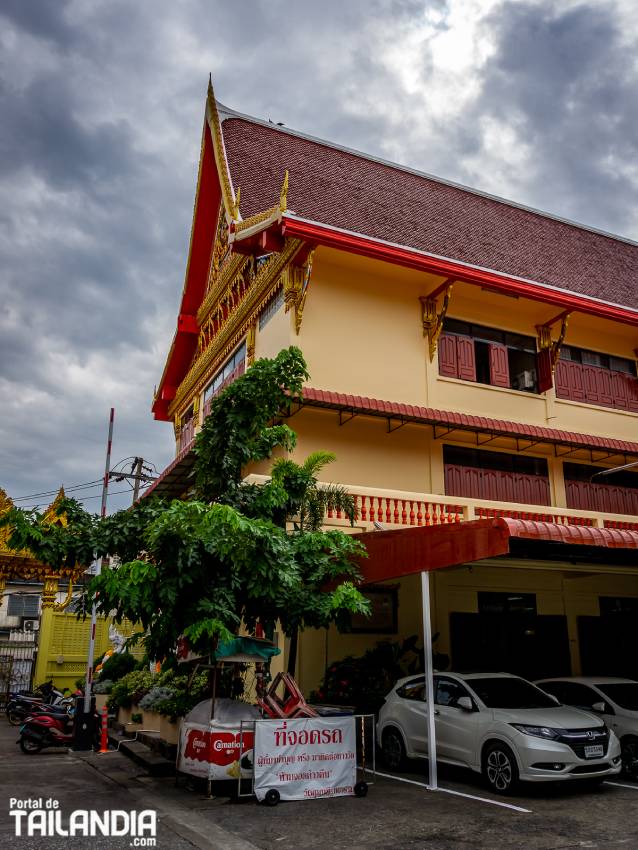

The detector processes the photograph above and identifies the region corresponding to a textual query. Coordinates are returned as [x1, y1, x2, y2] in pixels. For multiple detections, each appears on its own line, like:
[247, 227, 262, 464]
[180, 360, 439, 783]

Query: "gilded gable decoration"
[206, 77, 240, 223]
[420, 279, 454, 361]
[246, 322, 257, 365]
[169, 238, 303, 416]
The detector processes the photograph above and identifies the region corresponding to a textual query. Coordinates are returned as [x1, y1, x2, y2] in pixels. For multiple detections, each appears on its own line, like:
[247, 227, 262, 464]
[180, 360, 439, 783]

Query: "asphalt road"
[2, 716, 638, 850]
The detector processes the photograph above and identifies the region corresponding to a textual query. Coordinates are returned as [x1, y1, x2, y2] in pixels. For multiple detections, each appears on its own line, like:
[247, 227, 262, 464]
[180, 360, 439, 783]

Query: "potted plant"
[93, 679, 113, 713]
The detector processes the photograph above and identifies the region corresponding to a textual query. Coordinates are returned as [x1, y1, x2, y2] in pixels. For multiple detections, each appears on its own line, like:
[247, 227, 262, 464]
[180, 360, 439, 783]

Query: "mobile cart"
[236, 712, 376, 805]
[175, 636, 281, 795]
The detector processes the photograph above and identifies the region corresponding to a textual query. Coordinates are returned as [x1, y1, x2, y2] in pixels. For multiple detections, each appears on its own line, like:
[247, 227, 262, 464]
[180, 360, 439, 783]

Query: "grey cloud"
[0, 0, 636, 511]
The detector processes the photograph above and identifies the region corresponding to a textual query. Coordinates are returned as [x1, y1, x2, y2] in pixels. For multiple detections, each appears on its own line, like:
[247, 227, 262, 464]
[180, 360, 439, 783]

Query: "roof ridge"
[216, 100, 638, 251]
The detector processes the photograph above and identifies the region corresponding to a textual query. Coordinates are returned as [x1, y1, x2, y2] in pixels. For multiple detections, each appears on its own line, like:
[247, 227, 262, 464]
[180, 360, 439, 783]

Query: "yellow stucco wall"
[296, 565, 638, 695]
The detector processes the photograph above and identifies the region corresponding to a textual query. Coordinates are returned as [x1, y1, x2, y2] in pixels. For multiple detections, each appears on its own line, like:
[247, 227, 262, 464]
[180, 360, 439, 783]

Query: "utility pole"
[75, 408, 114, 750]
[110, 457, 156, 504]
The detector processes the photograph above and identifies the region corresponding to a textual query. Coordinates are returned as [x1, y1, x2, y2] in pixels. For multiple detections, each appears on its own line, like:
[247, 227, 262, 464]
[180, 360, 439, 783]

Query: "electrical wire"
[17, 488, 146, 510]
[12, 479, 104, 501]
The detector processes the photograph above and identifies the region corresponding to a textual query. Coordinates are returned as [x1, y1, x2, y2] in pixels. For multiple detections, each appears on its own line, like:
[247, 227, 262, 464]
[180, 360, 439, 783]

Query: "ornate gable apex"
[153, 78, 296, 421]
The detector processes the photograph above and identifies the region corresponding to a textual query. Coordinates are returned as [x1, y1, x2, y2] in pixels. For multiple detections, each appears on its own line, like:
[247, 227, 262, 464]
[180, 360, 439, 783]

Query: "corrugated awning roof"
[143, 439, 196, 499]
[354, 518, 638, 584]
[299, 387, 638, 459]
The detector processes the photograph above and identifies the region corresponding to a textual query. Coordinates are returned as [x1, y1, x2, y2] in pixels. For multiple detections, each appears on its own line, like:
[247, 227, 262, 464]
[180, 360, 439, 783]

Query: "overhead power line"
[11, 479, 104, 502]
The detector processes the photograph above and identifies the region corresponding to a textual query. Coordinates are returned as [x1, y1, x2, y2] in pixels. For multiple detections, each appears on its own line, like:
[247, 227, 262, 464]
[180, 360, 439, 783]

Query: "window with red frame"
[439, 319, 539, 393]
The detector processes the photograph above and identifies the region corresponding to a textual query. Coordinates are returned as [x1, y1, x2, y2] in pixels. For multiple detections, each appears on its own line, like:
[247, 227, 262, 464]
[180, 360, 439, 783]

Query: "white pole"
[421, 570, 437, 790]
[83, 407, 114, 713]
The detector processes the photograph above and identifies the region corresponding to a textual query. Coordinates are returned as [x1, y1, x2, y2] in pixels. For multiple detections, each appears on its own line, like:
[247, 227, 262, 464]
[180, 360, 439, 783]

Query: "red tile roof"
[300, 386, 638, 457]
[222, 115, 638, 311]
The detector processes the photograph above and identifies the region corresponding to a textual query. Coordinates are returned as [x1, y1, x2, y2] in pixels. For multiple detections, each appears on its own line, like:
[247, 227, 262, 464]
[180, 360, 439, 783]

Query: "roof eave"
[281, 214, 638, 327]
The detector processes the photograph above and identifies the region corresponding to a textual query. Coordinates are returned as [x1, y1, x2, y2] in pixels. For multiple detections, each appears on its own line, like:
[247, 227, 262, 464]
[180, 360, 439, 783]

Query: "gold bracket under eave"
[419, 283, 453, 361]
[283, 250, 315, 335]
[536, 311, 570, 372]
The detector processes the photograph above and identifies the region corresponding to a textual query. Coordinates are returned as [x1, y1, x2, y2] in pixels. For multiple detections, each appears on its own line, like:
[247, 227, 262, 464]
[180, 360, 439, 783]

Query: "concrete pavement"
[3, 716, 638, 849]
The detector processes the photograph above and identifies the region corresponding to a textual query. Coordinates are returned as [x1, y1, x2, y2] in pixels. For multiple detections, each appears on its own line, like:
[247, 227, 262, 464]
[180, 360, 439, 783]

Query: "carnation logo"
[9, 798, 157, 845]
[184, 729, 254, 766]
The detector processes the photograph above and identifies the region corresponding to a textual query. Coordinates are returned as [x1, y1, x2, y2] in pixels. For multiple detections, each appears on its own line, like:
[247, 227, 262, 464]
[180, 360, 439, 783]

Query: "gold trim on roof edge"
[169, 238, 303, 418]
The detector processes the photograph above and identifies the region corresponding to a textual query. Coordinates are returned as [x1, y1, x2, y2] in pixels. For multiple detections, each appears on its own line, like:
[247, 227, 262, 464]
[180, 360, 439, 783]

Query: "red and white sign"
[253, 717, 356, 802]
[178, 722, 255, 780]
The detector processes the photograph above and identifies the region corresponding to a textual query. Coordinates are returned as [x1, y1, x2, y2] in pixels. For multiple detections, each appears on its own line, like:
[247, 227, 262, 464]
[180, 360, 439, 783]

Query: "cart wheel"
[354, 781, 368, 798]
[264, 789, 280, 807]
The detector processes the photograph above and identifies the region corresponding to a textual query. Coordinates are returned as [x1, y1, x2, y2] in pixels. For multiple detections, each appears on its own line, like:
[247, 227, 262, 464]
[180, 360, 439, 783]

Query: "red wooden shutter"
[456, 336, 477, 382]
[595, 368, 613, 407]
[626, 375, 638, 412]
[582, 365, 599, 404]
[565, 361, 586, 401]
[488, 343, 510, 388]
[610, 371, 629, 410]
[537, 349, 553, 393]
[555, 361, 570, 399]
[438, 334, 458, 378]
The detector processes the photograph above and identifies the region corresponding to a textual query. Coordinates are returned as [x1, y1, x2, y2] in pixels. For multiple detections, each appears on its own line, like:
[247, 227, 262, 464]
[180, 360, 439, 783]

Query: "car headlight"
[510, 724, 562, 740]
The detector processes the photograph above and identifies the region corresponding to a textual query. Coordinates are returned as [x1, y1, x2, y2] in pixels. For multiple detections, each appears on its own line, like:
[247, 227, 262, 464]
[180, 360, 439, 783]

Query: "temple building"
[149, 79, 638, 693]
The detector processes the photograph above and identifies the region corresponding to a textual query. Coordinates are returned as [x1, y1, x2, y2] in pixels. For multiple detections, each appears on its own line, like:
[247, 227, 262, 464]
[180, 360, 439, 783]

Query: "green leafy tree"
[1, 347, 369, 671]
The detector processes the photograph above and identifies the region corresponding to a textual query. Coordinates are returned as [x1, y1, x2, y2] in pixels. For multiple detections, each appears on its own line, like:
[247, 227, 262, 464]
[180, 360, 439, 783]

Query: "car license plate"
[584, 745, 604, 759]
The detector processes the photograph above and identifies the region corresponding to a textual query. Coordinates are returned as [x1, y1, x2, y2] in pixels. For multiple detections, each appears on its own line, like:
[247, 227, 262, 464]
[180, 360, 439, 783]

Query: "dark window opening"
[599, 597, 638, 616]
[478, 592, 537, 616]
[440, 319, 538, 393]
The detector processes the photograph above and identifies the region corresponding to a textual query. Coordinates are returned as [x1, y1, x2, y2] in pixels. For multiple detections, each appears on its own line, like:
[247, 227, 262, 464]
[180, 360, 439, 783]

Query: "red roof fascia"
[282, 216, 638, 329]
[300, 386, 638, 457]
[153, 127, 221, 421]
[354, 518, 638, 584]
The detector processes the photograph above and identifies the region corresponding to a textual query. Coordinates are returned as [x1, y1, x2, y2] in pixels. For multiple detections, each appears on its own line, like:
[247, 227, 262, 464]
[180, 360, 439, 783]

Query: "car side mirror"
[591, 701, 606, 713]
[457, 696, 474, 712]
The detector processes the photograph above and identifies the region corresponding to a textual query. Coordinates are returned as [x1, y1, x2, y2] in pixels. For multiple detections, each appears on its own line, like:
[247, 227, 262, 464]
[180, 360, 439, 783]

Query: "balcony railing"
[243, 475, 638, 533]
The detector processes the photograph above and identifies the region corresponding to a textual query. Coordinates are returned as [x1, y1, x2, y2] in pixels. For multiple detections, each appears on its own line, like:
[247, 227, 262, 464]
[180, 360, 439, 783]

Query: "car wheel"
[20, 736, 43, 755]
[621, 737, 638, 781]
[483, 742, 519, 795]
[382, 728, 407, 771]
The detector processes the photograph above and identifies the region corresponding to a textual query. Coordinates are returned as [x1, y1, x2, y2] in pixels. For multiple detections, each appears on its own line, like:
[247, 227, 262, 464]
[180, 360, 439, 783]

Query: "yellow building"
[150, 80, 638, 695]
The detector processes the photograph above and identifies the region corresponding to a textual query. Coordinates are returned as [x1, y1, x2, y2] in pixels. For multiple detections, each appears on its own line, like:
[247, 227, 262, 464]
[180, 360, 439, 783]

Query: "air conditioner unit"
[515, 370, 536, 389]
[23, 619, 40, 631]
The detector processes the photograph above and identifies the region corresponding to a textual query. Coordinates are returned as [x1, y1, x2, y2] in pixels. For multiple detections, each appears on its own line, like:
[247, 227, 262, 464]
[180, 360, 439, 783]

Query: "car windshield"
[469, 677, 558, 709]
[594, 683, 638, 711]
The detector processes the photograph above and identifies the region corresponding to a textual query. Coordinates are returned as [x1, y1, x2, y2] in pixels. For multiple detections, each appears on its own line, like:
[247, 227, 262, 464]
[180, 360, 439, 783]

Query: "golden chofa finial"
[208, 73, 213, 95]
[280, 170, 289, 213]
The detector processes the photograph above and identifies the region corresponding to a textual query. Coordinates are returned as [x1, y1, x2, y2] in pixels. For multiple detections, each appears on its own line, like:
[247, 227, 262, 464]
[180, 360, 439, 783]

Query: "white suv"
[536, 677, 638, 778]
[377, 672, 621, 794]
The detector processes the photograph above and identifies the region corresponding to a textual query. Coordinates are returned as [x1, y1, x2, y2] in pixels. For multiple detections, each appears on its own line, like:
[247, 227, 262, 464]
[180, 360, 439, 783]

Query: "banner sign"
[253, 717, 356, 802]
[178, 722, 255, 780]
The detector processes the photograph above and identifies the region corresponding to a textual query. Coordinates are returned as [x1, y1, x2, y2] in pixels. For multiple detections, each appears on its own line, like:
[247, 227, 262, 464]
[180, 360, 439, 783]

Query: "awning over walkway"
[143, 439, 196, 499]
[355, 518, 638, 585]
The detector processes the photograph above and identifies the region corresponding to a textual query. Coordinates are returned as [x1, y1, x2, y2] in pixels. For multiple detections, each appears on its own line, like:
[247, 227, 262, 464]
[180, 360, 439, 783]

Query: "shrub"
[107, 669, 154, 711]
[93, 679, 113, 695]
[98, 652, 137, 683]
[131, 713, 142, 724]
[309, 636, 429, 714]
[139, 686, 175, 711]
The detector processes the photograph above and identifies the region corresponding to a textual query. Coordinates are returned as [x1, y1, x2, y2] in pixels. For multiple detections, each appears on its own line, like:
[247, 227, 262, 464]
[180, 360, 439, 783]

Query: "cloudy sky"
[1, 0, 637, 513]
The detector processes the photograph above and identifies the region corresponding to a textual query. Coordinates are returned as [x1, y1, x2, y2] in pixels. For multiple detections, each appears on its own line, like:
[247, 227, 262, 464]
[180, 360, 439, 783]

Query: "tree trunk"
[287, 628, 298, 676]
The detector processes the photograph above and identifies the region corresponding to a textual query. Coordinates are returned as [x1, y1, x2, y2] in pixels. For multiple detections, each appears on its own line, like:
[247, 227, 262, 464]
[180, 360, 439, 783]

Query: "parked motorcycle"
[6, 681, 73, 725]
[17, 705, 99, 754]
